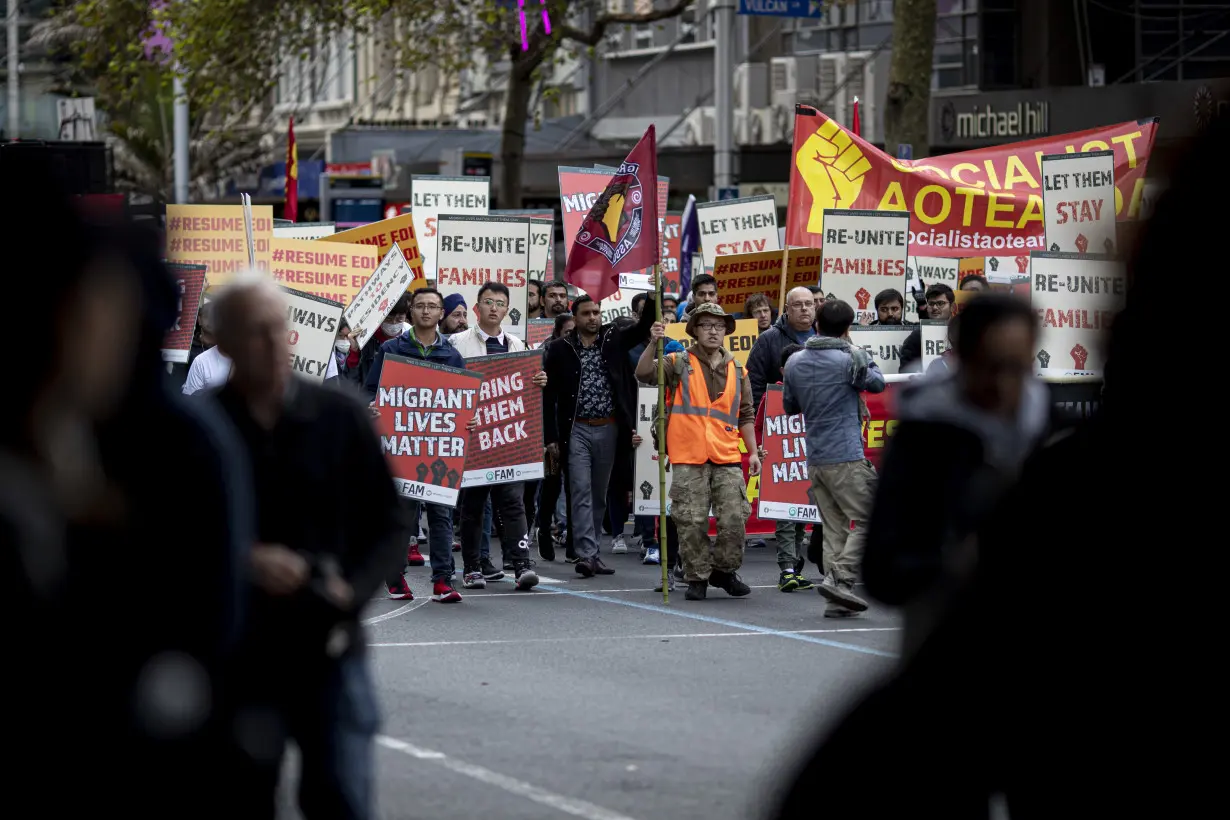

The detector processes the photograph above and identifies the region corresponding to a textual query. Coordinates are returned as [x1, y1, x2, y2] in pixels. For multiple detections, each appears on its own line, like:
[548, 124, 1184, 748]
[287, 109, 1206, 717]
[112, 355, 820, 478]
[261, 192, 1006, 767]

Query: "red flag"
[851, 97, 860, 137]
[564, 124, 658, 302]
[285, 116, 299, 223]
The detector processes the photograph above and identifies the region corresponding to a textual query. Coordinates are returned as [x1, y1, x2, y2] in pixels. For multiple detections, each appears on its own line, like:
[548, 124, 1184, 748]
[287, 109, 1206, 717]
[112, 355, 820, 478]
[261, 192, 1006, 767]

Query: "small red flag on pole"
[284, 116, 299, 223]
[851, 97, 861, 137]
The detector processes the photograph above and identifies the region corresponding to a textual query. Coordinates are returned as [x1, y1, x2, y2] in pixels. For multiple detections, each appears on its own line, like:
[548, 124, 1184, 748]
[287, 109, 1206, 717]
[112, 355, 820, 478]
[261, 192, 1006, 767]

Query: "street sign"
[897, 143, 913, 160]
[737, 0, 823, 18]
[717, 187, 740, 201]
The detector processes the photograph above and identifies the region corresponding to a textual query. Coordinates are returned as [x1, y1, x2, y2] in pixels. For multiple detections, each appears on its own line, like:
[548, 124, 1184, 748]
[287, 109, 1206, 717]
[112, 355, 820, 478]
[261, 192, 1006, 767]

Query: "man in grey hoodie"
[782, 299, 886, 617]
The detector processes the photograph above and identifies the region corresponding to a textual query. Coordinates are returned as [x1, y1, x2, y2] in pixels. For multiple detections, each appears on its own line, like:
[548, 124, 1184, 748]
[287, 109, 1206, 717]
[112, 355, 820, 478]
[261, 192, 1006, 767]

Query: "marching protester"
[208, 274, 404, 818]
[542, 280, 572, 319]
[182, 303, 229, 395]
[960, 275, 989, 293]
[900, 283, 955, 372]
[782, 299, 885, 618]
[677, 272, 718, 320]
[636, 304, 758, 601]
[747, 285, 818, 411]
[441, 293, 469, 334]
[448, 282, 543, 592]
[366, 286, 475, 603]
[526, 278, 545, 319]
[868, 288, 908, 325]
[743, 292, 775, 332]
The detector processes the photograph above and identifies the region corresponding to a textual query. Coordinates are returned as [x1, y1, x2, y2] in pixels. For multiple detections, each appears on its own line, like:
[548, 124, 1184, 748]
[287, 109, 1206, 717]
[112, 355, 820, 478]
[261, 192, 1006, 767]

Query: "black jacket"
[543, 301, 654, 450]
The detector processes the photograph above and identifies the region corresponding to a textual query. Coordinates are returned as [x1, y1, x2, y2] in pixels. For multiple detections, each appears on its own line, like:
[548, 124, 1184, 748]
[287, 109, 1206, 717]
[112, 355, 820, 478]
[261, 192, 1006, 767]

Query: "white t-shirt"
[181, 345, 338, 395]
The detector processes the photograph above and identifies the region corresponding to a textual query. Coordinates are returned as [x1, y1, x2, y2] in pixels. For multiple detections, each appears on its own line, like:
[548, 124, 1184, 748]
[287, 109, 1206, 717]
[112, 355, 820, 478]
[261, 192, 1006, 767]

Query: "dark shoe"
[514, 562, 539, 591]
[709, 570, 751, 597]
[538, 533, 556, 562]
[817, 574, 869, 611]
[591, 556, 615, 576]
[480, 557, 506, 582]
[685, 581, 707, 600]
[503, 561, 515, 571]
[673, 565, 685, 581]
[575, 558, 595, 578]
[824, 604, 860, 619]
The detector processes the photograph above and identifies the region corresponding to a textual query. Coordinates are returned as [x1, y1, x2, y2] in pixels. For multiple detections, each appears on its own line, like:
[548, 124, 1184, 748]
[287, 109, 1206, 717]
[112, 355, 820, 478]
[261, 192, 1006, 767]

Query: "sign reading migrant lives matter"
[375, 356, 483, 506]
[920, 320, 950, 372]
[848, 325, 913, 375]
[1041, 150, 1117, 255]
[282, 287, 343, 384]
[271, 237, 379, 306]
[318, 213, 426, 286]
[758, 386, 819, 523]
[696, 195, 780, 270]
[665, 318, 760, 367]
[711, 247, 821, 313]
[633, 386, 672, 516]
[166, 204, 274, 286]
[492, 209, 554, 282]
[410, 175, 491, 282]
[162, 263, 207, 363]
[435, 214, 531, 339]
[459, 351, 545, 488]
[342, 244, 415, 350]
[273, 222, 336, 240]
[820, 209, 909, 325]
[1030, 252, 1126, 375]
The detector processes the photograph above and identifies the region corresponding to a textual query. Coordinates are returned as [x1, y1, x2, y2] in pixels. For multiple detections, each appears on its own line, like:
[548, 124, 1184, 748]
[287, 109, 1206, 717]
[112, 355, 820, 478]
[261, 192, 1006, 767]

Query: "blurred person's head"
[571, 295, 603, 337]
[925, 283, 955, 320]
[744, 292, 774, 331]
[808, 285, 825, 300]
[551, 312, 575, 339]
[817, 300, 855, 338]
[544, 280, 570, 317]
[874, 288, 905, 325]
[690, 274, 718, 306]
[662, 294, 679, 319]
[409, 287, 445, 333]
[527, 279, 543, 315]
[631, 291, 648, 319]
[960, 275, 989, 293]
[475, 282, 510, 334]
[784, 286, 817, 332]
[953, 293, 1038, 418]
[613, 315, 636, 331]
[441, 293, 468, 333]
[214, 274, 290, 401]
[780, 343, 804, 370]
[381, 294, 412, 338]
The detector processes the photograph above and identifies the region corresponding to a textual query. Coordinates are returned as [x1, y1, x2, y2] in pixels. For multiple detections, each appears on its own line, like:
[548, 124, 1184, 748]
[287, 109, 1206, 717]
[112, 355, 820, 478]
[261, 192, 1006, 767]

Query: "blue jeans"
[413, 500, 456, 582]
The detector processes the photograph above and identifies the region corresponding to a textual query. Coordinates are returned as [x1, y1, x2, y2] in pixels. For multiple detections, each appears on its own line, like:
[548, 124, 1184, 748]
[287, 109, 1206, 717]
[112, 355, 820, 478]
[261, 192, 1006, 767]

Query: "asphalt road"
[285, 538, 901, 820]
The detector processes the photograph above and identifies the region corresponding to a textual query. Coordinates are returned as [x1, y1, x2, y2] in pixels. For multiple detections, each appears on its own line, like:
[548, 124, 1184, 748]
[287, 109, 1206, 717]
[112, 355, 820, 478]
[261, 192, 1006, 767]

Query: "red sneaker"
[407, 545, 426, 566]
[431, 579, 462, 603]
[387, 576, 414, 600]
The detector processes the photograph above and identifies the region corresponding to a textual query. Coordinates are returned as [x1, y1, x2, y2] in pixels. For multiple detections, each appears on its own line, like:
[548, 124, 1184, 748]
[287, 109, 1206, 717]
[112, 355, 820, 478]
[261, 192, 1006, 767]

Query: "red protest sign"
[527, 319, 554, 349]
[459, 350, 545, 487]
[757, 386, 819, 524]
[374, 355, 483, 507]
[162, 263, 207, 363]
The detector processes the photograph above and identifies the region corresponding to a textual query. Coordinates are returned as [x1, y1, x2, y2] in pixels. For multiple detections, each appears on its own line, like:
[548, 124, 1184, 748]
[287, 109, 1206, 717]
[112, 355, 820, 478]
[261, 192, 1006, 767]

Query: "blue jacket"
[628, 337, 685, 369]
[365, 329, 465, 397]
[782, 336, 885, 466]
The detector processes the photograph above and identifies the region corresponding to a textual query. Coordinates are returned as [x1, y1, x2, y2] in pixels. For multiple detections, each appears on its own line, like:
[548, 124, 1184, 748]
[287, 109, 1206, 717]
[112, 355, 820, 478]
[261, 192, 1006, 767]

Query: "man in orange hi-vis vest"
[635, 303, 760, 601]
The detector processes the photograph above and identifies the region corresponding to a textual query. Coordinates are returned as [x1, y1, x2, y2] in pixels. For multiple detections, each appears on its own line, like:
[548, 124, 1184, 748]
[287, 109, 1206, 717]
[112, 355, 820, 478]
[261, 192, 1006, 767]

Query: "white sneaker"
[643, 547, 661, 565]
[462, 571, 486, 590]
[654, 577, 679, 593]
[612, 535, 628, 554]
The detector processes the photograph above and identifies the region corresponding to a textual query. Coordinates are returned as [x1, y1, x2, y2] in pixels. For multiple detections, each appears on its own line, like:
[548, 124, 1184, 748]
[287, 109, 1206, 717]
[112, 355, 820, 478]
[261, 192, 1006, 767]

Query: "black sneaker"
[503, 561, 515, 571]
[514, 562, 539, 591]
[709, 570, 751, 597]
[591, 556, 615, 576]
[480, 557, 506, 582]
[538, 534, 556, 562]
[685, 581, 707, 600]
[575, 558, 595, 578]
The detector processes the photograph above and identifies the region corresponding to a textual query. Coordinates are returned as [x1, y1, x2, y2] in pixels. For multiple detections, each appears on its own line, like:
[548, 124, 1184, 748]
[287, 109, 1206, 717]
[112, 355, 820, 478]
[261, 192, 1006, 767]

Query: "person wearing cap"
[635, 303, 759, 601]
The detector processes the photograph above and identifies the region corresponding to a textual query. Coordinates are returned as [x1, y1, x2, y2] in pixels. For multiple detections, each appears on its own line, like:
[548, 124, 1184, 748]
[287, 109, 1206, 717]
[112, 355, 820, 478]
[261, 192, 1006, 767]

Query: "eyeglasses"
[787, 301, 815, 310]
[480, 298, 508, 309]
[413, 303, 442, 312]
[696, 323, 726, 333]
[927, 300, 951, 310]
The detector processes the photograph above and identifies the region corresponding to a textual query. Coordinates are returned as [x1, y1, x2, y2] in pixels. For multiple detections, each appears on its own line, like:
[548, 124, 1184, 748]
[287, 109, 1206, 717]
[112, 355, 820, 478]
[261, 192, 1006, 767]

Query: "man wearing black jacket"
[543, 292, 653, 577]
[209, 275, 406, 819]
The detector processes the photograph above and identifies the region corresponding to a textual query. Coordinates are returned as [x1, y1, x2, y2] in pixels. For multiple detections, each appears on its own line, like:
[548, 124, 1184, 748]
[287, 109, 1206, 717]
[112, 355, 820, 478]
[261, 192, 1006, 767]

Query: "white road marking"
[369, 626, 899, 648]
[377, 735, 642, 820]
[362, 597, 429, 625]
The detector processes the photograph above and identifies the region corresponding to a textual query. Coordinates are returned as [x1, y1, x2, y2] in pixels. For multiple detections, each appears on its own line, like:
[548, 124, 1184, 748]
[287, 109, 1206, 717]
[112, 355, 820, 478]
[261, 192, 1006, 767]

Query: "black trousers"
[461, 482, 528, 572]
[537, 469, 574, 553]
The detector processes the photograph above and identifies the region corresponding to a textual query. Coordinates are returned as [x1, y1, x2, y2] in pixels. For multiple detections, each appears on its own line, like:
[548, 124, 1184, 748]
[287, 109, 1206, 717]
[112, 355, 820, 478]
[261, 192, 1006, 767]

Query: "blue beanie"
[442, 293, 467, 317]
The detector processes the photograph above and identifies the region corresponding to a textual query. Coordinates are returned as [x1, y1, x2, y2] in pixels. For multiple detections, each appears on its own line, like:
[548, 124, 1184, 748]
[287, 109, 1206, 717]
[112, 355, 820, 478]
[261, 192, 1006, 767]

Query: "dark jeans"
[635, 515, 658, 549]
[388, 499, 454, 584]
[522, 479, 539, 539]
[538, 470, 573, 552]
[461, 482, 529, 571]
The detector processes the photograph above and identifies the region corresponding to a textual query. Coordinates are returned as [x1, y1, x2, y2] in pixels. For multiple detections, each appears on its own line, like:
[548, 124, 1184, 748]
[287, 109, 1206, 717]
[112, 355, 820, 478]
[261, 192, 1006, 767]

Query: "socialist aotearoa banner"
[318, 213, 426, 286]
[695, 195, 780, 269]
[283, 287, 343, 383]
[788, 107, 1159, 256]
[1041, 150, 1117, 255]
[166, 204, 273, 287]
[342, 244, 416, 350]
[757, 386, 819, 524]
[1030, 252, 1126, 375]
[527, 318, 554, 350]
[849, 325, 914, 376]
[162, 263, 207, 363]
[819, 209, 909, 324]
[666, 318, 760, 367]
[459, 351, 544, 488]
[375, 356, 483, 506]
[410, 175, 491, 282]
[492, 209, 554, 282]
[273, 222, 336, 240]
[271, 237, 379, 306]
[435, 215, 531, 339]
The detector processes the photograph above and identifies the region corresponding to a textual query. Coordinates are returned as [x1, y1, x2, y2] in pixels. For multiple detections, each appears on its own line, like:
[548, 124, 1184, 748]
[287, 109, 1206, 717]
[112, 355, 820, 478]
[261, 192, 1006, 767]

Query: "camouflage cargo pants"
[669, 463, 750, 582]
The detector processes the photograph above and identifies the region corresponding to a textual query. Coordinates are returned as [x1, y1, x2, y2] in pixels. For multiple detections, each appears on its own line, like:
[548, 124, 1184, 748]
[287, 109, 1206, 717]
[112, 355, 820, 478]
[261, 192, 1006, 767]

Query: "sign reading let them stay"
[410, 175, 491, 282]
[1041, 150, 1117, 255]
[695, 195, 780, 270]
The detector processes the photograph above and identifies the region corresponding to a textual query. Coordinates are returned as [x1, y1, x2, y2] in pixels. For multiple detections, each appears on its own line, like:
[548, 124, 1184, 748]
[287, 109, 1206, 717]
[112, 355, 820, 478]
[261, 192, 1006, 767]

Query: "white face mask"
[334, 339, 351, 354]
[381, 321, 405, 337]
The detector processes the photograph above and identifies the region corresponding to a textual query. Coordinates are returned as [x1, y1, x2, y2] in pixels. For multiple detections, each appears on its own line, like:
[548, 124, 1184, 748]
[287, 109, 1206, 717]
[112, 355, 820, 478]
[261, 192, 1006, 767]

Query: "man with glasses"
[747, 285, 818, 412]
[900, 283, 955, 373]
[635, 303, 759, 601]
[448, 282, 546, 592]
[366, 287, 472, 604]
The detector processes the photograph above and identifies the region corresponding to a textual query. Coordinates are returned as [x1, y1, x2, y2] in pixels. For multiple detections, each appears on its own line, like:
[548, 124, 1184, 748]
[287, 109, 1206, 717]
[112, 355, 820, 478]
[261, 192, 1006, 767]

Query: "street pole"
[713, 0, 734, 192]
[7, 0, 18, 140]
[173, 69, 189, 203]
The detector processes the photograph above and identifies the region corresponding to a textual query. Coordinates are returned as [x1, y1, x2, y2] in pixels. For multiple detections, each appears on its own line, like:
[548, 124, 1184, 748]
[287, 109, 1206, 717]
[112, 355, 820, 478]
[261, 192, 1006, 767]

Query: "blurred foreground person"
[209, 275, 406, 818]
[769, 111, 1223, 820]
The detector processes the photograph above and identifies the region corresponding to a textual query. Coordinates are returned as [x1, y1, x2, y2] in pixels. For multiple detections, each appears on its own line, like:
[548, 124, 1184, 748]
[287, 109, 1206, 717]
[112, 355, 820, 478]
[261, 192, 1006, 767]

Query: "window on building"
[1105, 0, 1230, 83]
[932, 0, 979, 90]
[633, 0, 655, 48]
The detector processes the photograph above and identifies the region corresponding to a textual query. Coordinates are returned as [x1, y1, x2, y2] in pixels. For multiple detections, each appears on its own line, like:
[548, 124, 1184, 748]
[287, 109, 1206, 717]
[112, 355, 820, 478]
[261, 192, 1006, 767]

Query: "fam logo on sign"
[576, 161, 645, 266]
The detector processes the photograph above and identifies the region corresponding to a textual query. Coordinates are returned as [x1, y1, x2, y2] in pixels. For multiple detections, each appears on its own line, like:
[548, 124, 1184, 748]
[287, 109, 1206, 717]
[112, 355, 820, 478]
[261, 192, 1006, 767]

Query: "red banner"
[161, 263, 207, 364]
[787, 107, 1159, 257]
[527, 318, 554, 349]
[458, 351, 545, 487]
[374, 356, 483, 507]
[757, 386, 818, 523]
[862, 384, 901, 468]
[660, 212, 682, 294]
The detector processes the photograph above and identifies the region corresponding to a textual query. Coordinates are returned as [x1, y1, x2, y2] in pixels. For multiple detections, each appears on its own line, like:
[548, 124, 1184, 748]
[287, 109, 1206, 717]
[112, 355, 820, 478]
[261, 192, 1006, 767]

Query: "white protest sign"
[492, 209, 554, 282]
[633, 386, 672, 516]
[848, 325, 913, 375]
[1030, 252, 1126, 375]
[342, 244, 415, 351]
[920, 320, 950, 372]
[435, 215, 531, 339]
[696, 195, 780, 269]
[273, 222, 336, 240]
[1041, 150, 1117, 255]
[984, 254, 1032, 283]
[282, 287, 343, 383]
[820, 209, 909, 325]
[905, 255, 958, 322]
[410, 175, 491, 282]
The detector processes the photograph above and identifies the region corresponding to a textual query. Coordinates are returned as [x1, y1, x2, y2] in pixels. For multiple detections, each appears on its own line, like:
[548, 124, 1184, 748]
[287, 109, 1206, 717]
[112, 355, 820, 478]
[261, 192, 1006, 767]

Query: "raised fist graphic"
[415, 462, 429, 483]
[1070, 343, 1089, 370]
[1103, 237, 1115, 254]
[1036, 349, 1051, 369]
[429, 458, 448, 485]
[640, 480, 653, 500]
[855, 287, 872, 310]
[795, 117, 873, 234]
[445, 468, 461, 488]
[1014, 255, 1029, 273]
[988, 257, 999, 272]
[1075, 233, 1089, 254]
[509, 307, 522, 326]
[1049, 243, 1060, 252]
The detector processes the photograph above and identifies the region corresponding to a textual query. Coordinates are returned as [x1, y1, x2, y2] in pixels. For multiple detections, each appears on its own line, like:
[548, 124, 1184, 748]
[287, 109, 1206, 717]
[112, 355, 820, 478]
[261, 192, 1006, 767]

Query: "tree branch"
[560, 0, 693, 48]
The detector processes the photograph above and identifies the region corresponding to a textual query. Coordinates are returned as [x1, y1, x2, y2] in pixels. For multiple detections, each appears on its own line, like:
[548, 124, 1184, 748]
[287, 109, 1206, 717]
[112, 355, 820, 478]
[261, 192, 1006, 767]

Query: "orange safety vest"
[666, 351, 743, 466]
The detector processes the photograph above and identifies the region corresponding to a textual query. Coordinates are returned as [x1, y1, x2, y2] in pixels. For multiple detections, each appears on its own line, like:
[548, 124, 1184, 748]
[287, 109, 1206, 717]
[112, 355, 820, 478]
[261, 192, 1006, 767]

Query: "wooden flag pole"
[655, 263, 669, 604]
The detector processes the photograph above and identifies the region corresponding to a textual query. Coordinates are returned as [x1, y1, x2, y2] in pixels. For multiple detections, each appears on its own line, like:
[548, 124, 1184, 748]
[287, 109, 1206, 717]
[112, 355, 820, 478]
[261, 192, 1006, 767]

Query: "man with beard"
[526, 279, 545, 319]
[440, 293, 469, 334]
[899, 283, 955, 373]
[869, 288, 909, 326]
[543, 280, 571, 319]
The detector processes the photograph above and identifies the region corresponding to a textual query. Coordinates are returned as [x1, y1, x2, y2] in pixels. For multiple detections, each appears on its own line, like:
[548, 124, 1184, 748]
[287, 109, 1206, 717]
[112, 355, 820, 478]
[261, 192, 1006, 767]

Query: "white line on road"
[377, 735, 642, 820]
[369, 626, 899, 648]
[362, 597, 429, 625]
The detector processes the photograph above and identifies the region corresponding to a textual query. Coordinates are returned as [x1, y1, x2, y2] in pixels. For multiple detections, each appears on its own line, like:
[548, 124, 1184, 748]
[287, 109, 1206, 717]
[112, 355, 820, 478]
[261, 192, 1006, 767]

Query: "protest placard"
[958, 256, 985, 283]
[985, 254, 1032, 283]
[659, 212, 683, 293]
[908, 256, 959, 289]
[282, 287, 343, 383]
[166, 204, 273, 286]
[435, 214, 531, 339]
[374, 356, 483, 506]
[632, 386, 672, 516]
[953, 288, 977, 316]
[920, 320, 950, 371]
[162, 263, 207, 363]
[342, 244, 416, 350]
[459, 351, 545, 488]
[1041, 150, 1117, 255]
[1030, 252, 1126, 375]
[527, 318, 555, 349]
[318, 213, 425, 286]
[665, 318, 760, 367]
[757, 386, 819, 524]
[709, 247, 822, 313]
[271, 237, 379, 307]
[696, 195, 780, 269]
[849, 325, 914, 375]
[818, 209, 909, 324]
[493, 209, 555, 282]
[273, 222, 336, 240]
[410, 175, 491, 282]
[618, 175, 670, 291]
